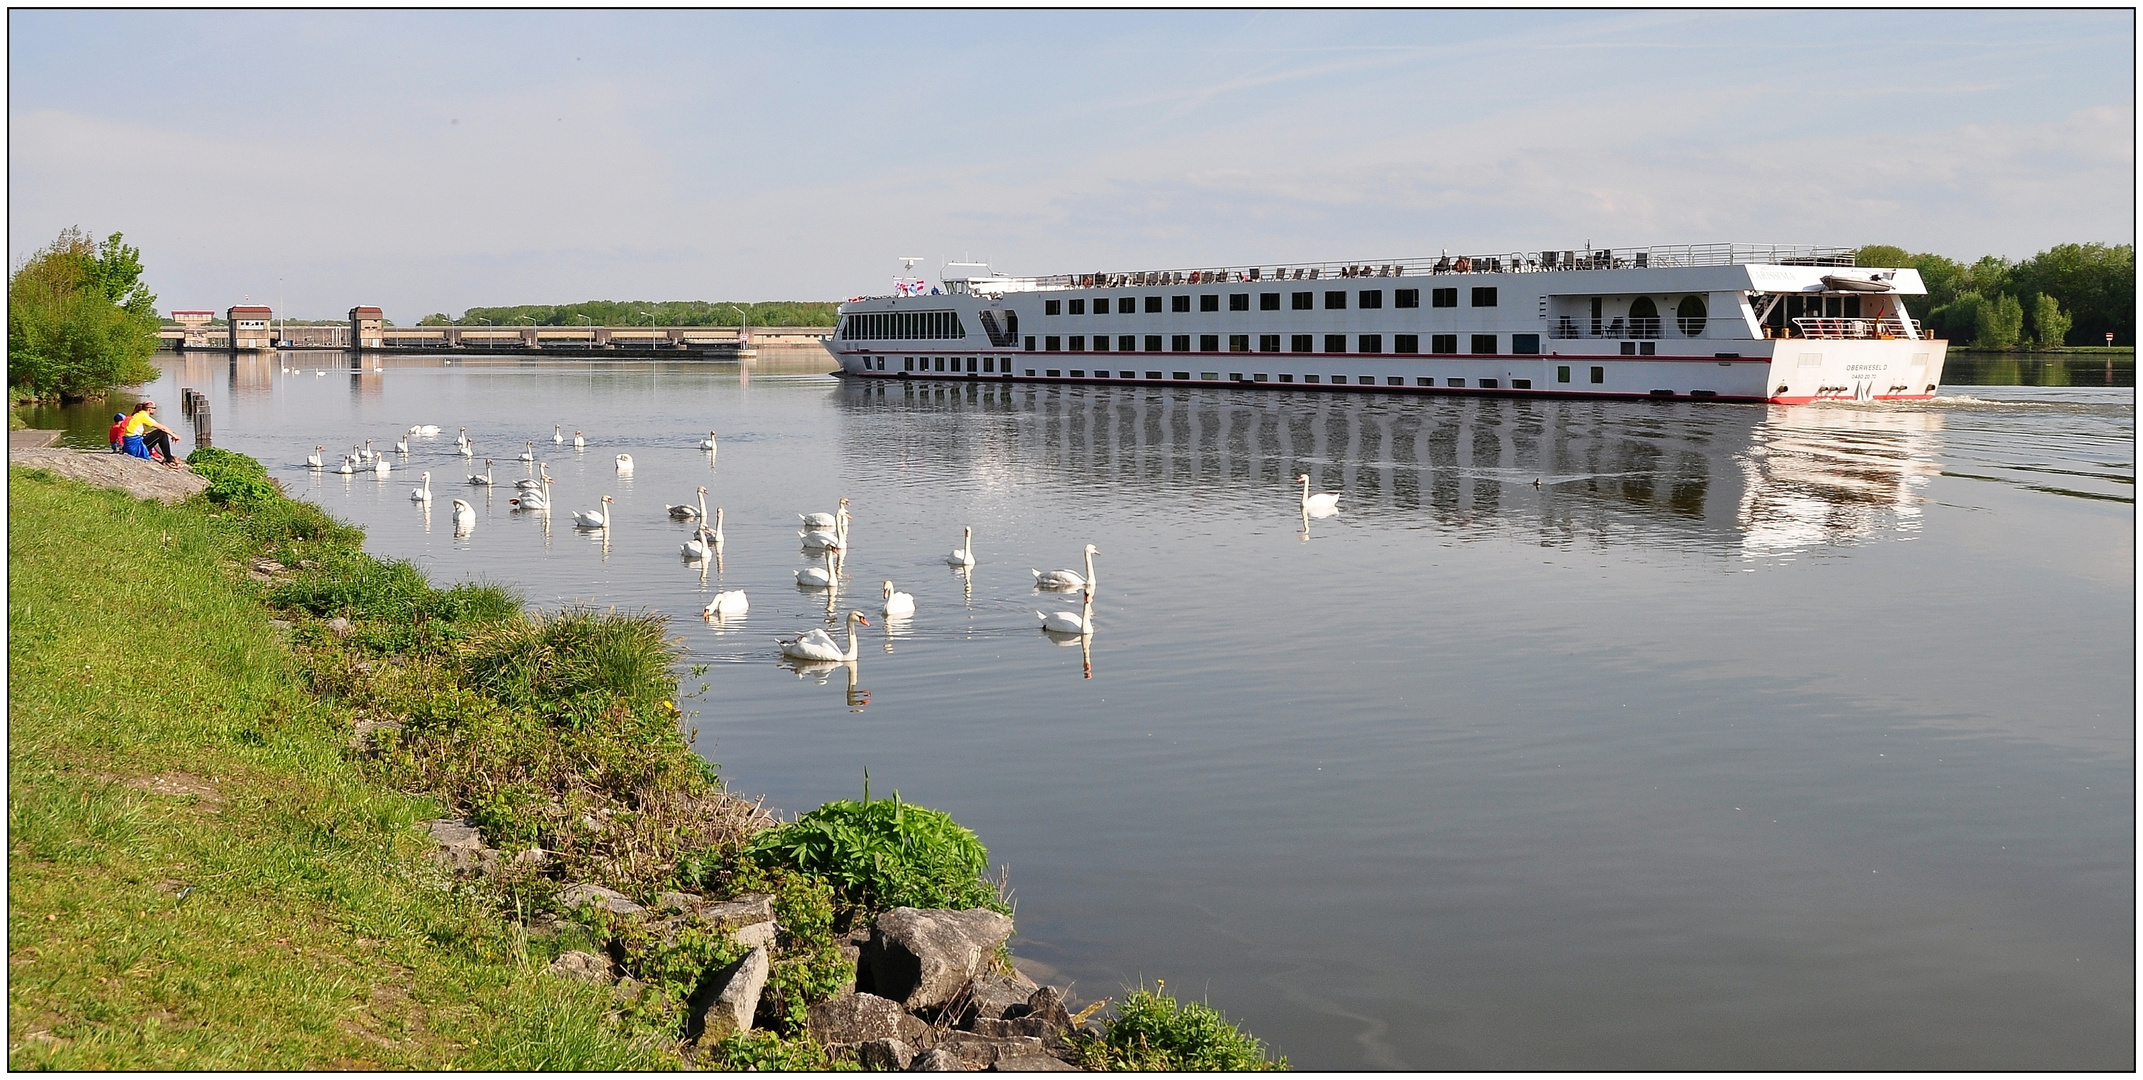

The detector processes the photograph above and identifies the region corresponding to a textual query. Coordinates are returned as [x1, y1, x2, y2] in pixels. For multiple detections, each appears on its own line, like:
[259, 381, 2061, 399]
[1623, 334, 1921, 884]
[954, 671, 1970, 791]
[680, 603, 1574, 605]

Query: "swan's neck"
[843, 615, 860, 659]
[1084, 547, 1097, 589]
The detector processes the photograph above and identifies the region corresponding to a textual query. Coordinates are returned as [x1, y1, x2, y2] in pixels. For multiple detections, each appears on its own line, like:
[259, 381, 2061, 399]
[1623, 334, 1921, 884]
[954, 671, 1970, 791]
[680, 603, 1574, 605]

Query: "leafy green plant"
[186, 446, 281, 509]
[458, 607, 678, 728]
[1074, 983, 1285, 1071]
[698, 1030, 843, 1071]
[742, 782, 1000, 915]
[7, 227, 160, 401]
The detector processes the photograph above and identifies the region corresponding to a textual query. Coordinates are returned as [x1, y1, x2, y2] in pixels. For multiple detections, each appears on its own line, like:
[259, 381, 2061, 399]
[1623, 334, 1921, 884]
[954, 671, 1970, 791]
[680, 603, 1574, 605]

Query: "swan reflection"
[778, 658, 870, 711]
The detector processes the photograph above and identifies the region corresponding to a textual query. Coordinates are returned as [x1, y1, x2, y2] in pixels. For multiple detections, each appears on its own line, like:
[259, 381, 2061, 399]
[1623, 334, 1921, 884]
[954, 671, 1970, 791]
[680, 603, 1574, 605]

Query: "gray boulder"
[909, 1048, 966, 1071]
[958, 973, 1037, 1027]
[426, 819, 497, 874]
[857, 1037, 916, 1071]
[939, 1032, 1047, 1070]
[860, 908, 1016, 1011]
[547, 949, 615, 985]
[561, 883, 644, 916]
[990, 1052, 1081, 1071]
[808, 991, 931, 1049]
[691, 946, 769, 1041]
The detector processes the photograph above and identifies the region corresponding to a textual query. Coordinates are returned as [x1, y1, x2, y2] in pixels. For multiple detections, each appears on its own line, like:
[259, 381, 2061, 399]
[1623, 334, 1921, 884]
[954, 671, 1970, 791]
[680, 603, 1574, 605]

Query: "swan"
[554, 424, 565, 444]
[698, 430, 718, 451]
[459, 440, 474, 458]
[409, 424, 441, 437]
[515, 462, 550, 491]
[306, 446, 324, 468]
[450, 499, 476, 529]
[409, 472, 433, 502]
[373, 454, 392, 476]
[709, 506, 724, 548]
[778, 610, 870, 662]
[881, 581, 915, 619]
[682, 526, 714, 560]
[394, 437, 409, 454]
[800, 500, 851, 550]
[455, 427, 470, 449]
[468, 459, 494, 486]
[615, 454, 634, 476]
[795, 549, 835, 588]
[667, 494, 703, 520]
[1034, 544, 1099, 591]
[360, 439, 377, 462]
[573, 430, 585, 448]
[334, 455, 355, 475]
[1038, 590, 1094, 635]
[800, 497, 848, 530]
[570, 495, 613, 529]
[518, 441, 536, 462]
[947, 525, 976, 567]
[510, 489, 549, 512]
[1299, 474, 1341, 518]
[704, 589, 748, 617]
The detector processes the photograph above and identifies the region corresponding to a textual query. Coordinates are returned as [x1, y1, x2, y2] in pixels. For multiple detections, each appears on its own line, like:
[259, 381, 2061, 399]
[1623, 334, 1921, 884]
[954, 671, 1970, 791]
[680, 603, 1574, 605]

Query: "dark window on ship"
[1512, 333, 1541, 355]
[1094, 298, 1111, 314]
[1291, 334, 1313, 352]
[1395, 289, 1420, 308]
[1358, 334, 1383, 353]
[935, 357, 946, 371]
[1119, 297, 1137, 314]
[1359, 290, 1383, 309]
[1171, 334, 1191, 351]
[903, 357, 914, 371]
[1146, 296, 1163, 313]
[984, 358, 995, 372]
[1292, 292, 1313, 310]
[1677, 295, 1707, 335]
[1261, 293, 1281, 311]
[1431, 334, 1457, 354]
[1145, 335, 1162, 351]
[1395, 334, 1419, 354]
[1069, 299, 1084, 315]
[1069, 336, 1085, 351]
[1557, 365, 1571, 383]
[1146, 371, 1162, 379]
[1200, 334, 1220, 352]
[1278, 373, 1293, 383]
[1480, 378, 1499, 389]
[1471, 334, 1497, 354]
[1119, 335, 1136, 351]
[1172, 296, 1191, 313]
[1045, 300, 1061, 316]
[1229, 294, 1250, 312]
[1447, 378, 1465, 387]
[1200, 295, 1220, 312]
[1260, 334, 1281, 352]
[1471, 287, 1497, 307]
[1331, 375, 1346, 384]
[1324, 334, 1347, 353]
[1045, 336, 1060, 351]
[1325, 291, 1347, 309]
[1093, 336, 1110, 351]
[1512, 378, 1531, 389]
[1304, 374, 1320, 383]
[1432, 288, 1458, 308]
[1024, 336, 1035, 350]
[1229, 334, 1249, 352]
[1590, 366, 1605, 384]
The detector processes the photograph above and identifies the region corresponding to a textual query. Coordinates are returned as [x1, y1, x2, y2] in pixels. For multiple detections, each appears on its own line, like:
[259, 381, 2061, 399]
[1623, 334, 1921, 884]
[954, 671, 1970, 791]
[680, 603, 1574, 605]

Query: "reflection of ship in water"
[836, 380, 1941, 558]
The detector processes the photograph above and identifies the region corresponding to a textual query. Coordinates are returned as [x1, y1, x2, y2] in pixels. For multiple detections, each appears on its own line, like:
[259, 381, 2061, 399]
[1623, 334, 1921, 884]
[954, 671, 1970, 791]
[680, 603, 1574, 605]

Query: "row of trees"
[420, 300, 840, 328]
[8, 228, 162, 401]
[1856, 242, 2134, 349]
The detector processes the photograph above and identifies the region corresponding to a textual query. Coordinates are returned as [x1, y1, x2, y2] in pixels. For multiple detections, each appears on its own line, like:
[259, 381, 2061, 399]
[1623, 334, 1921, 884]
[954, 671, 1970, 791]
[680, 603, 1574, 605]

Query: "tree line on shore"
[422, 300, 839, 328]
[1857, 242, 2133, 349]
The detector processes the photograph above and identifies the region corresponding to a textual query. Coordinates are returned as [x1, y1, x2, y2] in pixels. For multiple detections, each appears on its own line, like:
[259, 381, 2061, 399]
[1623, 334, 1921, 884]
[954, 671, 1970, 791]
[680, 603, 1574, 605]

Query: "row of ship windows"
[1025, 333, 1543, 354]
[867, 355, 1615, 386]
[1044, 288, 1494, 315]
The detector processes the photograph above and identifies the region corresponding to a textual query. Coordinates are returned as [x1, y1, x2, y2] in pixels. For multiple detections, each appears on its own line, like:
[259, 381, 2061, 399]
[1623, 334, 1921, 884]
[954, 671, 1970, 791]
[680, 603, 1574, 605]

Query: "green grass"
[1073, 982, 1286, 1071]
[6, 468, 675, 1069]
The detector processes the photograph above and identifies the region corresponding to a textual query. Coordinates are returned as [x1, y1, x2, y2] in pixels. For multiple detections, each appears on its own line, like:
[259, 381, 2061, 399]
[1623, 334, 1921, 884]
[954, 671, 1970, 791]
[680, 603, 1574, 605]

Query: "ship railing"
[936, 244, 1859, 295]
[1789, 317, 1923, 340]
[1547, 317, 1667, 340]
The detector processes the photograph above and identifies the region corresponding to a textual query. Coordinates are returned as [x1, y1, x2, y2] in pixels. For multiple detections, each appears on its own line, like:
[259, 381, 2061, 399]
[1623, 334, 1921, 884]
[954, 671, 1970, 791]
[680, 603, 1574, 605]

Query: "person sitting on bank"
[108, 412, 129, 452]
[123, 400, 185, 468]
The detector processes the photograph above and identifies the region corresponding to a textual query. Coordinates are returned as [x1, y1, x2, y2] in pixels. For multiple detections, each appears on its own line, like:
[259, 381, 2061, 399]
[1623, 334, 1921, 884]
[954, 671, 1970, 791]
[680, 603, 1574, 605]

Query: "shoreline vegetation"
[7, 450, 1282, 1070]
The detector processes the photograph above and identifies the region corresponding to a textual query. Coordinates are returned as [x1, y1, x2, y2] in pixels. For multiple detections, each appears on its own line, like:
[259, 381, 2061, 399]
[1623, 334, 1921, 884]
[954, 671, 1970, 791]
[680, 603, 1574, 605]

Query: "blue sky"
[9, 10, 2133, 322]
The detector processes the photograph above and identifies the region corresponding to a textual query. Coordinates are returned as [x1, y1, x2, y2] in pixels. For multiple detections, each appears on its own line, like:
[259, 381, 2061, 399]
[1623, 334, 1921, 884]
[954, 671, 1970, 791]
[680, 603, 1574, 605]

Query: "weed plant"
[1073, 983, 1286, 1071]
[185, 446, 280, 509]
[741, 784, 1002, 916]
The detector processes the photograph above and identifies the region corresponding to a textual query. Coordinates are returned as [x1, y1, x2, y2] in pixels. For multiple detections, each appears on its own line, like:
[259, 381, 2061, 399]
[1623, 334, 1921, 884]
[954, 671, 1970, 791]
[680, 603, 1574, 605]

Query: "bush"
[698, 1030, 840, 1070]
[187, 446, 281, 509]
[743, 785, 1001, 915]
[1075, 984, 1285, 1071]
[7, 228, 160, 400]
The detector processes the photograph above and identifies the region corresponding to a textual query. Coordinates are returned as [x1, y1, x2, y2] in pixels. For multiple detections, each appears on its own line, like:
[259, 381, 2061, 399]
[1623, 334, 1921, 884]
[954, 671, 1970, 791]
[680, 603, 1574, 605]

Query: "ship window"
[1260, 334, 1280, 352]
[1387, 376, 1403, 386]
[1677, 295, 1707, 336]
[1146, 296, 1163, 313]
[1512, 333, 1540, 354]
[1395, 334, 1419, 354]
[1201, 372, 1219, 381]
[1480, 378, 1499, 388]
[1095, 297, 1111, 314]
[1640, 342, 1656, 355]
[1046, 369, 1060, 377]
[1146, 371, 1162, 379]
[1069, 336, 1084, 351]
[1395, 289, 1420, 308]
[1026, 369, 1036, 376]
[1431, 334, 1457, 354]
[1621, 342, 1636, 355]
[1173, 371, 1190, 380]
[1230, 294, 1250, 311]
[1324, 334, 1347, 353]
[1512, 378, 1531, 389]
[1358, 334, 1383, 353]
[1200, 334, 1219, 351]
[1304, 374, 1320, 383]
[1292, 292, 1313, 310]
[984, 358, 995, 372]
[1629, 296, 1658, 338]
[1590, 366, 1605, 384]
[1119, 298, 1137, 314]
[1145, 335, 1162, 351]
[1359, 290, 1383, 309]
[935, 357, 945, 371]
[1325, 291, 1347, 309]
[1254, 373, 1268, 381]
[1331, 375, 1347, 384]
[1261, 293, 1281, 311]
[1291, 334, 1313, 352]
[1417, 377, 1433, 386]
[1025, 337, 1035, 351]
[904, 357, 914, 371]
[1557, 365, 1570, 383]
[1069, 370, 1084, 377]
[1069, 299, 1085, 315]
[1278, 373, 1293, 383]
[1471, 287, 1497, 307]
[1173, 296, 1191, 313]
[1472, 334, 1497, 354]
[1171, 334, 1190, 351]
[1046, 300, 1061, 316]
[1201, 295, 1220, 312]
[1093, 336, 1110, 351]
[1448, 378, 1466, 387]
[1228, 334, 1249, 352]
[1432, 288, 1458, 308]
[1045, 336, 1061, 351]
[1119, 335, 1136, 351]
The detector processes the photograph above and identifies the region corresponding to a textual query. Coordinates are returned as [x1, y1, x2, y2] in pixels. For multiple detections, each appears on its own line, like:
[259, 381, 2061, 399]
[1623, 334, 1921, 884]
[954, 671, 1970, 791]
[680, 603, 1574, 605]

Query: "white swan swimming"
[409, 424, 440, 436]
[881, 580, 915, 619]
[1034, 544, 1099, 591]
[334, 455, 355, 475]
[947, 525, 976, 567]
[778, 609, 870, 662]
[518, 441, 536, 462]
[666, 485, 706, 519]
[572, 430, 585, 449]
[361, 439, 377, 462]
[704, 589, 748, 618]
[615, 454, 634, 476]
[450, 499, 476, 529]
[455, 427, 470, 449]
[394, 437, 410, 454]
[570, 495, 613, 529]
[682, 525, 715, 560]
[409, 471, 432, 502]
[373, 454, 392, 476]
[795, 548, 835, 588]
[516, 462, 550, 491]
[698, 430, 718, 452]
[306, 445, 324, 468]
[1038, 589, 1094, 635]
[509, 489, 549, 512]
[468, 459, 494, 486]
[1299, 473, 1341, 518]
[799, 500, 849, 550]
[554, 424, 565, 444]
[799, 497, 848, 530]
[459, 440, 474, 458]
[709, 506, 724, 549]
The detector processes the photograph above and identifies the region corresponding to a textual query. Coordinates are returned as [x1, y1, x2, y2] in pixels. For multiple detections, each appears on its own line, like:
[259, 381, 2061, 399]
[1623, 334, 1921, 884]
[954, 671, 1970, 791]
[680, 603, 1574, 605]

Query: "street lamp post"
[637, 310, 657, 351]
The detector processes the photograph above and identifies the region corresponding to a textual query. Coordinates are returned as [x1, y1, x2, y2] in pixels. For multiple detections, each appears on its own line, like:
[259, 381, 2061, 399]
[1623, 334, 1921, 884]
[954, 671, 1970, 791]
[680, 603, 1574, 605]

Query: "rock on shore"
[11, 447, 207, 505]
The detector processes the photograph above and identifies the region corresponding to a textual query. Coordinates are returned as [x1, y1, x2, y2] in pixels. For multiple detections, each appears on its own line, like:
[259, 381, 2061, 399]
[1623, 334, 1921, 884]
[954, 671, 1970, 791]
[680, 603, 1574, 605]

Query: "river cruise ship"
[827, 244, 1946, 403]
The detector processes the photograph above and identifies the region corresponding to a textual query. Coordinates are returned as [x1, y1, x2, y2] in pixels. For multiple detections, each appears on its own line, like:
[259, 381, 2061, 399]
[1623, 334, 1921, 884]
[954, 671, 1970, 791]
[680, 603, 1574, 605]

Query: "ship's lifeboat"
[1820, 271, 1896, 293]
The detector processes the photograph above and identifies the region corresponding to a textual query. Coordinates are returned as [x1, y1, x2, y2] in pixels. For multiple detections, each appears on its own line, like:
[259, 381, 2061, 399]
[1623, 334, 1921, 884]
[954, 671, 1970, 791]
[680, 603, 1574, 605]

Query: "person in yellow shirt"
[123, 401, 184, 467]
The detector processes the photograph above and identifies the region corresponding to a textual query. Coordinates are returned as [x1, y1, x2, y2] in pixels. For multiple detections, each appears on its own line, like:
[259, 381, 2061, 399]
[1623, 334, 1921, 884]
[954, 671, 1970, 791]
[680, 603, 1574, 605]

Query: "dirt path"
[10, 447, 209, 504]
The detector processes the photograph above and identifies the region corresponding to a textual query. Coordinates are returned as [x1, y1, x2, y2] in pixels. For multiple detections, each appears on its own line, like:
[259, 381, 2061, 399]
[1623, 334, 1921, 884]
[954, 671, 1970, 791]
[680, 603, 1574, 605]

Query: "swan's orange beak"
[857, 616, 872, 626]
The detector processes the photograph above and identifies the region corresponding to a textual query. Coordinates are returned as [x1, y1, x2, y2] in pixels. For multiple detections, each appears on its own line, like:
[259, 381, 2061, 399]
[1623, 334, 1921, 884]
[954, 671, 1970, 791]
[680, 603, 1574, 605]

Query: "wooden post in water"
[180, 388, 195, 417]
[193, 402, 211, 447]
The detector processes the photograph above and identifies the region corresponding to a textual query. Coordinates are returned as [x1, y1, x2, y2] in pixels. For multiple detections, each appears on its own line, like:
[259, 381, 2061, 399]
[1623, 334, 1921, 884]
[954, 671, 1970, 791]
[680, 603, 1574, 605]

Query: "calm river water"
[44, 351, 2135, 1069]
